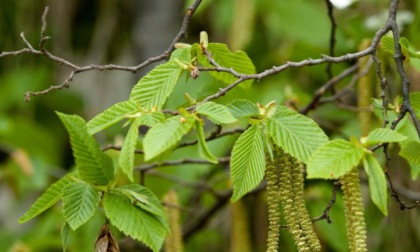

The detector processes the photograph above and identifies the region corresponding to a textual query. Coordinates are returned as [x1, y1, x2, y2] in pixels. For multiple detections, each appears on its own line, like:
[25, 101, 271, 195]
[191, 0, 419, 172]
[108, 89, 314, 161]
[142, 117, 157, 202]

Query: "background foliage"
[1, 0, 420, 251]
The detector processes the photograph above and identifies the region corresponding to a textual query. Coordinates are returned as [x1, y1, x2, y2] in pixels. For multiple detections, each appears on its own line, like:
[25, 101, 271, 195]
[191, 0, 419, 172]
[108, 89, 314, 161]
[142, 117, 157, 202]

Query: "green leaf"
[87, 100, 138, 135]
[129, 60, 185, 110]
[396, 119, 420, 179]
[363, 128, 407, 146]
[410, 92, 420, 114]
[380, 36, 395, 56]
[57, 112, 115, 185]
[196, 101, 237, 124]
[170, 47, 191, 62]
[139, 111, 165, 127]
[116, 184, 168, 222]
[266, 106, 328, 163]
[231, 124, 266, 202]
[62, 182, 101, 230]
[19, 175, 73, 223]
[143, 115, 195, 161]
[195, 43, 256, 85]
[226, 99, 260, 119]
[307, 139, 365, 179]
[195, 121, 218, 164]
[400, 141, 420, 164]
[119, 117, 141, 181]
[61, 222, 70, 252]
[362, 154, 388, 216]
[103, 192, 167, 252]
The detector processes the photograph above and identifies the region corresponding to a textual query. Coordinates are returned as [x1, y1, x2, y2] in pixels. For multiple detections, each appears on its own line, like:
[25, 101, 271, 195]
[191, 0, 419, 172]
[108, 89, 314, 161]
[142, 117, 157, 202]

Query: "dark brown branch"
[312, 181, 341, 224]
[325, 0, 337, 80]
[0, 1, 203, 101]
[300, 63, 359, 114]
[136, 156, 230, 172]
[383, 145, 420, 210]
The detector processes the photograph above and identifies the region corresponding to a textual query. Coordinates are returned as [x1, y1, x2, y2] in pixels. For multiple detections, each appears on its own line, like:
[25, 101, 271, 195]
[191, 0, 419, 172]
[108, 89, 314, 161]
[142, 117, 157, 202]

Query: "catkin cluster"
[340, 169, 367, 252]
[164, 190, 184, 252]
[266, 147, 321, 252]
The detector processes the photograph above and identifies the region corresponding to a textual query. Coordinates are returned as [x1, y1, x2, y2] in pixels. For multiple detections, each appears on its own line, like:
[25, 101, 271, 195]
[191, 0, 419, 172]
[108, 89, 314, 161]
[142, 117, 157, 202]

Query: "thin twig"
[0, 1, 204, 101]
[136, 157, 230, 172]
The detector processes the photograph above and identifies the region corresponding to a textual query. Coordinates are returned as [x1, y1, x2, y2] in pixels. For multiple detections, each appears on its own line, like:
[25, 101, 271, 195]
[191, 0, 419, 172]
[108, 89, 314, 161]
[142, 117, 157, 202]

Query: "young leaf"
[266, 106, 328, 163]
[410, 92, 420, 114]
[143, 115, 195, 161]
[226, 99, 260, 119]
[195, 43, 256, 85]
[103, 192, 167, 252]
[116, 184, 168, 221]
[57, 112, 115, 185]
[396, 119, 420, 179]
[119, 117, 141, 181]
[196, 101, 237, 124]
[129, 61, 184, 110]
[362, 153, 388, 216]
[195, 121, 218, 164]
[307, 139, 364, 179]
[61, 222, 70, 252]
[87, 100, 138, 135]
[62, 182, 101, 230]
[363, 128, 407, 146]
[170, 47, 191, 62]
[139, 111, 165, 127]
[19, 175, 73, 223]
[231, 124, 266, 202]
[400, 141, 420, 164]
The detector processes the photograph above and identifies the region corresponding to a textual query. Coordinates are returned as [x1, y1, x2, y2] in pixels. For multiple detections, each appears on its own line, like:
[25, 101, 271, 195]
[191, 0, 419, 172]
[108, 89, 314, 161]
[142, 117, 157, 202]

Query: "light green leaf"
[363, 128, 407, 146]
[196, 101, 237, 124]
[143, 115, 195, 161]
[195, 43, 256, 85]
[57, 112, 115, 185]
[116, 184, 168, 223]
[139, 111, 165, 127]
[170, 47, 191, 62]
[410, 92, 420, 114]
[231, 124, 266, 202]
[371, 98, 395, 110]
[226, 99, 260, 119]
[62, 182, 100, 230]
[396, 119, 420, 179]
[61, 222, 70, 252]
[19, 175, 73, 223]
[129, 60, 185, 110]
[119, 117, 141, 181]
[266, 106, 328, 163]
[380, 36, 395, 55]
[195, 121, 218, 164]
[87, 100, 138, 135]
[362, 153, 388, 215]
[104, 192, 167, 252]
[400, 141, 420, 164]
[307, 139, 364, 179]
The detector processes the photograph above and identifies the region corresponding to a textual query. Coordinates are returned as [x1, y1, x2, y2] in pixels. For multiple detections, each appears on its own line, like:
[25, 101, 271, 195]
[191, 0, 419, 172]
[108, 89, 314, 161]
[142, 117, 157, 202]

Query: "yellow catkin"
[276, 150, 309, 251]
[340, 169, 368, 252]
[164, 190, 184, 252]
[358, 39, 374, 135]
[229, 0, 255, 51]
[230, 200, 252, 252]
[290, 164, 321, 252]
[265, 153, 281, 252]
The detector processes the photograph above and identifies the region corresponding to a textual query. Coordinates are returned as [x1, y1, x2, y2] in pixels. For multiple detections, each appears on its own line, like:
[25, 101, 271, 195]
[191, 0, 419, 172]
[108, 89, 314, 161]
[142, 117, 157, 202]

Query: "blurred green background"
[1, 0, 420, 251]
